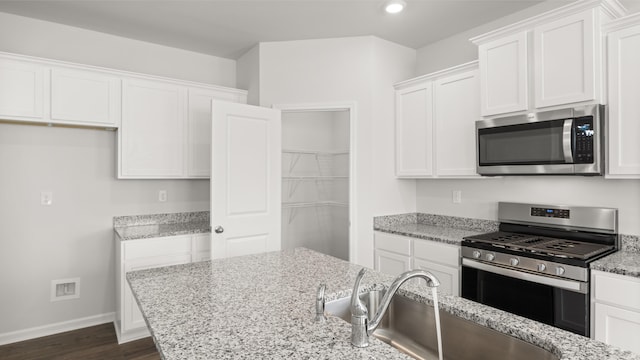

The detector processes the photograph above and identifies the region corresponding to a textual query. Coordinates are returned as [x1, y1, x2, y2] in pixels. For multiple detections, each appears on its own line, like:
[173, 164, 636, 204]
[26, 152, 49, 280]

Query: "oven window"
[462, 266, 588, 336]
[478, 119, 567, 165]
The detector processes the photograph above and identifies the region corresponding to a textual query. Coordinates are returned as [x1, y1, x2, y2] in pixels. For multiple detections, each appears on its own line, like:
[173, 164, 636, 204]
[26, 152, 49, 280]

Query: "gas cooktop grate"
[465, 231, 613, 260]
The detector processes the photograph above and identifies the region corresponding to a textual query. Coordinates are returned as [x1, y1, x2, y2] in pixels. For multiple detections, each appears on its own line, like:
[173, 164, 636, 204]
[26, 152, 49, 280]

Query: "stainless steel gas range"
[461, 202, 618, 337]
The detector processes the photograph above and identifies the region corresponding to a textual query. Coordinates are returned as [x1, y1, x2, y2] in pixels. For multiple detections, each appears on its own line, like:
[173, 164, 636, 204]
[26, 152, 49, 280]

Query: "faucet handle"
[315, 283, 326, 323]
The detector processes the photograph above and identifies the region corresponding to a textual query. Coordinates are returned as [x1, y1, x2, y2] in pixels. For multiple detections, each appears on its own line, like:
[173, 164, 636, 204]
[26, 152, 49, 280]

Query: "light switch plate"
[41, 191, 53, 206]
[158, 190, 167, 202]
[452, 190, 462, 204]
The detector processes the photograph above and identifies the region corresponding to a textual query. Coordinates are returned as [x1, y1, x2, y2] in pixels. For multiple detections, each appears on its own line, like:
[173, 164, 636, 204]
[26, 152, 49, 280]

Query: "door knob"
[214, 226, 224, 234]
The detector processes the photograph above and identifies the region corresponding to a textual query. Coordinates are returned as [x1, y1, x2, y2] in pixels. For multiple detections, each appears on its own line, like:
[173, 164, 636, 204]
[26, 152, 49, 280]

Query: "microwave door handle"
[563, 119, 573, 163]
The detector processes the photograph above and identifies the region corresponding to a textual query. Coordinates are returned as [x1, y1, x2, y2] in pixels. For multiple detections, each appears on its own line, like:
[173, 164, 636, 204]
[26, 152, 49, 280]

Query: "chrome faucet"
[350, 268, 440, 347]
[315, 283, 326, 323]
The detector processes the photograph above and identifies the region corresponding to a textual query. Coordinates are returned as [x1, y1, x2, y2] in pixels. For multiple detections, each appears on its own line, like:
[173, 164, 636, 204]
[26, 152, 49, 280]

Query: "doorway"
[275, 103, 356, 261]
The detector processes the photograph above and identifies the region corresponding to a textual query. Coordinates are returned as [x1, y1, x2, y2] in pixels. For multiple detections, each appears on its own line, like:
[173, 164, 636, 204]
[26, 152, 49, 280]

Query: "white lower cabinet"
[592, 270, 640, 354]
[374, 231, 461, 295]
[115, 233, 211, 343]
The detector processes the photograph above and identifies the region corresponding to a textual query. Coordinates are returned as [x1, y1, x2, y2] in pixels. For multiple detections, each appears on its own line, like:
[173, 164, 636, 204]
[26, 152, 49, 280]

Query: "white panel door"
[607, 23, 640, 177]
[534, 10, 595, 108]
[478, 31, 528, 116]
[50, 67, 120, 126]
[187, 89, 217, 177]
[120, 78, 186, 178]
[0, 58, 44, 120]
[211, 101, 281, 259]
[434, 69, 480, 177]
[395, 82, 433, 177]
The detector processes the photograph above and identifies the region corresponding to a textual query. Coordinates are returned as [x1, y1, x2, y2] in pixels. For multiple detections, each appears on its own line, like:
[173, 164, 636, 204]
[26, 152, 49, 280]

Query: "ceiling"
[0, 0, 554, 59]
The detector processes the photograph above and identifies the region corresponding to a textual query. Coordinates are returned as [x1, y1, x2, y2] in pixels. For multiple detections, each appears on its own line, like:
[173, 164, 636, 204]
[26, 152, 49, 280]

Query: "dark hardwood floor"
[0, 323, 160, 360]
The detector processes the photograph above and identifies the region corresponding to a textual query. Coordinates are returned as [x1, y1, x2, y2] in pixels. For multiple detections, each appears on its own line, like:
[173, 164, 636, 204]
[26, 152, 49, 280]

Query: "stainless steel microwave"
[476, 105, 604, 176]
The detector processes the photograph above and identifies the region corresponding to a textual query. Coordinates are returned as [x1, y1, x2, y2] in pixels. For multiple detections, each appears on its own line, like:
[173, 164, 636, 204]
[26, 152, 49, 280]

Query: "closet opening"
[277, 103, 355, 261]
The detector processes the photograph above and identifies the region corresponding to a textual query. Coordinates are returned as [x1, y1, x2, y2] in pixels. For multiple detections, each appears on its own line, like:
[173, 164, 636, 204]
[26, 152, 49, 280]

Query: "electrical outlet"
[452, 190, 462, 204]
[158, 190, 167, 202]
[51, 278, 80, 301]
[41, 191, 53, 206]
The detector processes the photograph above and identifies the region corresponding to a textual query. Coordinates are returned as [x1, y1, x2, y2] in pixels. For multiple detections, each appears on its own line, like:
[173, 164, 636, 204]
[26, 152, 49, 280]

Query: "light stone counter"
[127, 248, 640, 360]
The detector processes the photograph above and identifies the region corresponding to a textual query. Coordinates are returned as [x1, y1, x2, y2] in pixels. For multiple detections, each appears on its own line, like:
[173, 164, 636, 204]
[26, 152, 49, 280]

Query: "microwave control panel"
[574, 117, 594, 164]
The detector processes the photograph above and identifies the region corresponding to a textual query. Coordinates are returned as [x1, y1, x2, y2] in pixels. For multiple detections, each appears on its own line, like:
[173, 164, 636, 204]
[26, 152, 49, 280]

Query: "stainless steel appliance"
[461, 202, 618, 337]
[476, 104, 604, 176]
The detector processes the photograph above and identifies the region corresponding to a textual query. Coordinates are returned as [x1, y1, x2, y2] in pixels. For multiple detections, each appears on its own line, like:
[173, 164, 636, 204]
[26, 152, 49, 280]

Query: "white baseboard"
[0, 312, 115, 346]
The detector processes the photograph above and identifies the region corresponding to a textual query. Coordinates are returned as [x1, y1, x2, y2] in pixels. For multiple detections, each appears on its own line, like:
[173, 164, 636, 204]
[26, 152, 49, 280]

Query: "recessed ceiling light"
[385, 0, 406, 14]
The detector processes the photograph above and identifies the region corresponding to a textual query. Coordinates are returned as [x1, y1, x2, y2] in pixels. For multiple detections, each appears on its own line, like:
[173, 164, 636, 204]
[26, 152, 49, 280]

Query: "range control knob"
[555, 266, 566, 276]
[485, 253, 495, 261]
[472, 250, 481, 259]
[537, 263, 547, 272]
[509, 258, 519, 266]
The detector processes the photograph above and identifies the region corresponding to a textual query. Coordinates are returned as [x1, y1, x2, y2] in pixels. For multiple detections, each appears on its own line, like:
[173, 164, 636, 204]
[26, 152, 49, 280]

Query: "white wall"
[0, 11, 236, 87]
[414, 1, 640, 236]
[0, 11, 234, 337]
[416, 177, 640, 235]
[415, 1, 567, 75]
[259, 36, 416, 267]
[0, 124, 210, 334]
[236, 45, 260, 105]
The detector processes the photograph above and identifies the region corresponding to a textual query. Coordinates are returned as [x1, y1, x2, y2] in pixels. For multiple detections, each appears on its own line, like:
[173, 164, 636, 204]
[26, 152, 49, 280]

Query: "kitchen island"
[127, 248, 640, 360]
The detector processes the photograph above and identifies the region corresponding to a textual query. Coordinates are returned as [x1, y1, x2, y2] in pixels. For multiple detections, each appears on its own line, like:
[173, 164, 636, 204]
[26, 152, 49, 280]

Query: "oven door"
[462, 259, 589, 336]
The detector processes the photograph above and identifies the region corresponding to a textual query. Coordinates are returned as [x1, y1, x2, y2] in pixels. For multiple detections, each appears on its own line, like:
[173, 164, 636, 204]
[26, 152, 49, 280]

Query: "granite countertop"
[127, 248, 640, 360]
[375, 222, 485, 245]
[373, 213, 497, 245]
[591, 251, 640, 278]
[113, 211, 210, 241]
[114, 221, 211, 241]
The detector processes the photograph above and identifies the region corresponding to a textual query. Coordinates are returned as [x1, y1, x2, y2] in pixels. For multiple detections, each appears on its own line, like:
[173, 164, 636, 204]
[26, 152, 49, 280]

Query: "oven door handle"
[462, 258, 588, 294]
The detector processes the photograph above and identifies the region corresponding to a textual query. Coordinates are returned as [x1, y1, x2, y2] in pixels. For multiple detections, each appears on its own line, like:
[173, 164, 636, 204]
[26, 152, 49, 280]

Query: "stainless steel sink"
[326, 290, 559, 360]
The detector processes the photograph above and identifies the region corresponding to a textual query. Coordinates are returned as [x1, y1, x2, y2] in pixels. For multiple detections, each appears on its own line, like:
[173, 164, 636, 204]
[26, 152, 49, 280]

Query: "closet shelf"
[283, 149, 349, 156]
[282, 176, 348, 180]
[282, 201, 348, 209]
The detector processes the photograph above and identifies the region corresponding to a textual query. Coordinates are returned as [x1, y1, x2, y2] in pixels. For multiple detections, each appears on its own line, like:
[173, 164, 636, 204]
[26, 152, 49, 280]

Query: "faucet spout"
[350, 269, 440, 348]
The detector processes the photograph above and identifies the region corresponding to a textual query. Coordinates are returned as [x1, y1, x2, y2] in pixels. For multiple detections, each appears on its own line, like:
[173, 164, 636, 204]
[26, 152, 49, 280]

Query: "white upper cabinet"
[0, 57, 45, 120]
[534, 10, 596, 108]
[395, 62, 480, 179]
[472, 0, 626, 116]
[605, 14, 640, 178]
[478, 31, 528, 116]
[120, 78, 186, 178]
[395, 81, 433, 177]
[50, 67, 121, 127]
[434, 68, 480, 177]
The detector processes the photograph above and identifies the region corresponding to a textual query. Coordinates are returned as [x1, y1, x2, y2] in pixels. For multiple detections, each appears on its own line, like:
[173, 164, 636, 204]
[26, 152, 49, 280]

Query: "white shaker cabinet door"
[534, 10, 596, 108]
[186, 89, 217, 177]
[413, 258, 459, 296]
[50, 67, 120, 127]
[434, 68, 480, 177]
[395, 81, 434, 177]
[607, 22, 640, 178]
[478, 31, 528, 116]
[120, 78, 186, 178]
[375, 249, 411, 277]
[0, 58, 45, 120]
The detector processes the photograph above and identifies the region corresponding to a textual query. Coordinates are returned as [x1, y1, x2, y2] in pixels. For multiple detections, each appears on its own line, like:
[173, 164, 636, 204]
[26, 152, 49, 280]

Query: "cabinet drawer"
[413, 240, 459, 267]
[374, 232, 412, 256]
[593, 271, 640, 311]
[124, 235, 192, 260]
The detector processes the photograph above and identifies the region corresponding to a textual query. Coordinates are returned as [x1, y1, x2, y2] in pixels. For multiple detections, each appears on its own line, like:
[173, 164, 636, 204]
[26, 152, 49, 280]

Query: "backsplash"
[113, 211, 210, 227]
[621, 234, 640, 253]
